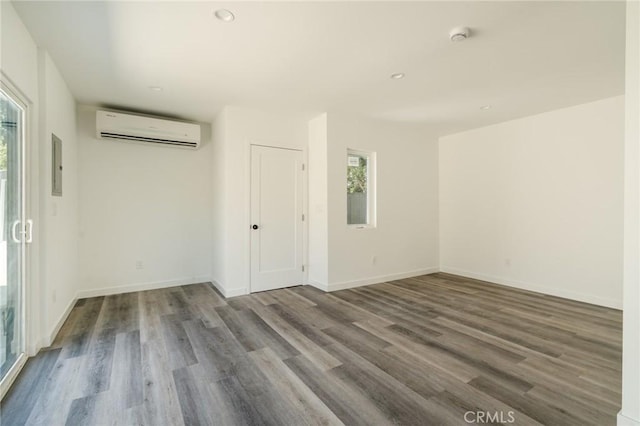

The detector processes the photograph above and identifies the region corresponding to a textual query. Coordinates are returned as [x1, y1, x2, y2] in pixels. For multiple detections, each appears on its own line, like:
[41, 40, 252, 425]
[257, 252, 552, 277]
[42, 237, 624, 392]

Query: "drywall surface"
[77, 105, 213, 296]
[440, 96, 624, 309]
[308, 113, 329, 286]
[39, 51, 79, 344]
[324, 114, 440, 289]
[1, 1, 38, 101]
[216, 106, 309, 296]
[211, 109, 227, 294]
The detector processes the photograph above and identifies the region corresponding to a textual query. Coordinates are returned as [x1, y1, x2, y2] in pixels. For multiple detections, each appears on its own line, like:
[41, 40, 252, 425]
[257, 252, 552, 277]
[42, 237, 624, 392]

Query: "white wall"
[1, 1, 78, 352]
[76, 105, 213, 297]
[211, 108, 227, 293]
[620, 1, 640, 424]
[214, 106, 309, 296]
[308, 114, 329, 286]
[0, 1, 38, 101]
[440, 96, 624, 309]
[308, 113, 440, 291]
[38, 51, 79, 345]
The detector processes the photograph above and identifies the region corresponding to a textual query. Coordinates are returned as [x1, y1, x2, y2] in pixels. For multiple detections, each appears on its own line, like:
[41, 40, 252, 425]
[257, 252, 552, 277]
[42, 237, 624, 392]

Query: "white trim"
[440, 266, 622, 309]
[0, 352, 27, 401]
[618, 412, 640, 426]
[314, 268, 439, 292]
[0, 76, 32, 379]
[75, 276, 213, 299]
[44, 294, 76, 348]
[248, 143, 306, 295]
[211, 280, 248, 298]
[307, 279, 330, 292]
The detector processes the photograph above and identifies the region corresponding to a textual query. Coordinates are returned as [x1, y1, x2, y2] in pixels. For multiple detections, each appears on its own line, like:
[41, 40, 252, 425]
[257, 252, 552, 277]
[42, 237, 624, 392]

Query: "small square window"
[347, 149, 375, 227]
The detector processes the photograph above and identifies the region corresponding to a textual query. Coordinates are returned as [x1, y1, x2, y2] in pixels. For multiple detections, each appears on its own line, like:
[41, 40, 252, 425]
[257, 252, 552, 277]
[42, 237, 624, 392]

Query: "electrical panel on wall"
[52, 134, 62, 196]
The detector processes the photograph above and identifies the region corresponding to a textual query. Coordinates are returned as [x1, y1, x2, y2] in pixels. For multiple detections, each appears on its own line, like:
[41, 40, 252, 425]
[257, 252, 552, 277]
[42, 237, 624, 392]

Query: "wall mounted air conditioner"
[96, 110, 201, 149]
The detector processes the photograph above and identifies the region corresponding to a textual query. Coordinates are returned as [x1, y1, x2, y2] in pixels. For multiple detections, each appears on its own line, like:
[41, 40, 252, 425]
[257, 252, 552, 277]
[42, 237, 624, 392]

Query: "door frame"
[0, 73, 33, 400]
[247, 143, 308, 294]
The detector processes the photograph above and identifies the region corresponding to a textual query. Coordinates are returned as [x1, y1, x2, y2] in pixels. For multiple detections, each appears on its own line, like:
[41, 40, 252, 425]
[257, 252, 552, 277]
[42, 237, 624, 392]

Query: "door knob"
[252, 224, 259, 230]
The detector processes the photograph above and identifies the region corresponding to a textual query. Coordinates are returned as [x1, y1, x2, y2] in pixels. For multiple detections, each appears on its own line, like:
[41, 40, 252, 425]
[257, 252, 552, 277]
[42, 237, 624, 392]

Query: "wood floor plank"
[251, 304, 341, 371]
[24, 355, 84, 426]
[112, 330, 144, 409]
[159, 314, 198, 370]
[248, 347, 343, 425]
[215, 305, 266, 352]
[2, 275, 622, 426]
[206, 375, 267, 426]
[173, 366, 212, 426]
[236, 308, 301, 359]
[76, 327, 116, 397]
[325, 343, 452, 425]
[140, 338, 185, 426]
[230, 356, 310, 426]
[97, 293, 139, 334]
[62, 297, 105, 359]
[285, 354, 393, 426]
[181, 320, 243, 383]
[469, 375, 586, 426]
[65, 395, 99, 426]
[1, 349, 61, 426]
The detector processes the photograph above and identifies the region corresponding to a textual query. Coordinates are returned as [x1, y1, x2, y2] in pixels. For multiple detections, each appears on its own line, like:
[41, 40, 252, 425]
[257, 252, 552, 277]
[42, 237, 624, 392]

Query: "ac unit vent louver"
[96, 110, 201, 149]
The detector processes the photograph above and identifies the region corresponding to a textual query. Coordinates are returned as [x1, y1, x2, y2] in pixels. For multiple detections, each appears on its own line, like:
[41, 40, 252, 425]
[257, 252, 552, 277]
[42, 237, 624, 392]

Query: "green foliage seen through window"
[347, 156, 367, 194]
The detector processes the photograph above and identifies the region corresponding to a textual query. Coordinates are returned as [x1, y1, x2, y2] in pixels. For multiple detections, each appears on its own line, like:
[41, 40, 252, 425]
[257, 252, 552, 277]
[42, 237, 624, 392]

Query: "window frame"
[346, 148, 376, 229]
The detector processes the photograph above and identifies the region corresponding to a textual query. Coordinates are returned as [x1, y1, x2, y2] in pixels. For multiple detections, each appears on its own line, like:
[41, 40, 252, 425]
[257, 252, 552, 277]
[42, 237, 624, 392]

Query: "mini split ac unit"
[96, 110, 201, 149]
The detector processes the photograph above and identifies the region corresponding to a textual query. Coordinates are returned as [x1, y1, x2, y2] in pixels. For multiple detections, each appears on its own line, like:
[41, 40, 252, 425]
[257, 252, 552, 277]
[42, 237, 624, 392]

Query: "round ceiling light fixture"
[480, 104, 492, 110]
[214, 9, 235, 22]
[148, 86, 163, 92]
[449, 26, 470, 42]
[390, 73, 405, 80]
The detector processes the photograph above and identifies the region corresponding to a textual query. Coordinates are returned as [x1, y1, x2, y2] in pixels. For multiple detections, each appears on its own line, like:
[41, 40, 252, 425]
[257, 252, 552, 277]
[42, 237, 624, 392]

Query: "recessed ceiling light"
[390, 73, 405, 80]
[148, 86, 163, 92]
[449, 26, 470, 42]
[214, 9, 235, 22]
[480, 105, 492, 110]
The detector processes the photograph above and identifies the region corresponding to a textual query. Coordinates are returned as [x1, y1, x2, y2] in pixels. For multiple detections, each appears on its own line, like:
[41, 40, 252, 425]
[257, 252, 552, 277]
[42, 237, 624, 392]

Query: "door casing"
[249, 144, 307, 293]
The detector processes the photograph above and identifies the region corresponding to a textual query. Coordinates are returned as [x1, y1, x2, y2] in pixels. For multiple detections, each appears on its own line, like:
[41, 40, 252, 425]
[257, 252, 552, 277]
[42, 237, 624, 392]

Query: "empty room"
[0, 1, 639, 425]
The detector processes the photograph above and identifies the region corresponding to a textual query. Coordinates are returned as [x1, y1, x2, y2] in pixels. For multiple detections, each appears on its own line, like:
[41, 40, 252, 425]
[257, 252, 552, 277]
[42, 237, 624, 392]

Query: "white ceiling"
[13, 1, 625, 135]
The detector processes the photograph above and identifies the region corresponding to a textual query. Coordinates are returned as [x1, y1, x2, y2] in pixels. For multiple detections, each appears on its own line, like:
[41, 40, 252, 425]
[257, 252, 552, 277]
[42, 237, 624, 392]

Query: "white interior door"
[250, 145, 303, 292]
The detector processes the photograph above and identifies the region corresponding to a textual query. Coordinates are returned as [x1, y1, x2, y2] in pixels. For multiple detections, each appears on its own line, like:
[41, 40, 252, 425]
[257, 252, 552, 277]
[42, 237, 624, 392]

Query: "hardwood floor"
[1, 273, 622, 425]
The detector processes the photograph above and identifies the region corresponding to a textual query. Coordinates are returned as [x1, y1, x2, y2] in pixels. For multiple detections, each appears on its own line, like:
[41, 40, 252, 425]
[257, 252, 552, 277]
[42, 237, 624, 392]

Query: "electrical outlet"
[505, 258, 511, 267]
[136, 261, 144, 270]
[372, 255, 377, 265]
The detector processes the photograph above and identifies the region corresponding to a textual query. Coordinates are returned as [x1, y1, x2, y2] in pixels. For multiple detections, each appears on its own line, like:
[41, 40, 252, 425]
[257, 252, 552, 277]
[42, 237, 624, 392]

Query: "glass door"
[0, 85, 26, 384]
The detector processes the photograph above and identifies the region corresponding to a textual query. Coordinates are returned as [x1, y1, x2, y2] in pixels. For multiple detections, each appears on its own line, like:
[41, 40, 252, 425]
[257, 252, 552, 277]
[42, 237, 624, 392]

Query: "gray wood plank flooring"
[0, 273, 622, 425]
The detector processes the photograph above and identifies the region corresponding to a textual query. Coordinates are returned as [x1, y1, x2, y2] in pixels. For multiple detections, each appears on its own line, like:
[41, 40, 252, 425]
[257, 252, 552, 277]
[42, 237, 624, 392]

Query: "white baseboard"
[75, 276, 213, 299]
[45, 295, 78, 347]
[618, 412, 640, 426]
[440, 266, 622, 309]
[307, 279, 330, 292]
[307, 268, 439, 293]
[211, 280, 248, 298]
